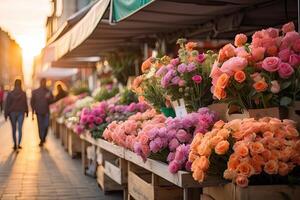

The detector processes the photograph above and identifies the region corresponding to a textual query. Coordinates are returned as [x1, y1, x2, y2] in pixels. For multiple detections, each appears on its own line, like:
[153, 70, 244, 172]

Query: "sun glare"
[17, 34, 45, 87]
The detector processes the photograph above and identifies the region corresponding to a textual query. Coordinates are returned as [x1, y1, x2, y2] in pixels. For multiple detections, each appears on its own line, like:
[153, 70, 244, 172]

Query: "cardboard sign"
[172, 98, 187, 118]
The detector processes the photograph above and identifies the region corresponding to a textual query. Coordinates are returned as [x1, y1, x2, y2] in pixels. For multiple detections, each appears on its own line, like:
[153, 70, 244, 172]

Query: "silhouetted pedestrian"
[4, 79, 28, 150]
[31, 78, 53, 146]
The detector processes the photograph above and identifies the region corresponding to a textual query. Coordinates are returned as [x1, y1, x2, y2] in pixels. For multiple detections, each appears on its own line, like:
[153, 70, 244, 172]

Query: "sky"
[0, 0, 52, 86]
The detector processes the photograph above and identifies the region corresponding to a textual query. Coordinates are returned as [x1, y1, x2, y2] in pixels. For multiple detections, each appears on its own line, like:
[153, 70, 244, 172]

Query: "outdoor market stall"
[46, 1, 300, 200]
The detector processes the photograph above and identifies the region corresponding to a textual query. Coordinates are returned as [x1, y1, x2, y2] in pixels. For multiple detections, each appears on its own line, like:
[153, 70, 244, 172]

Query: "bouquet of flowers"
[92, 86, 119, 102]
[154, 39, 216, 111]
[134, 39, 217, 113]
[210, 22, 300, 109]
[189, 117, 300, 187]
[103, 109, 160, 148]
[103, 108, 218, 173]
[74, 101, 149, 139]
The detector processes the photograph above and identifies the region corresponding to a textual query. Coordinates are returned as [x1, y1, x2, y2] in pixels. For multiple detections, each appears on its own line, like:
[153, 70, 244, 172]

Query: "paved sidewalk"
[0, 115, 122, 200]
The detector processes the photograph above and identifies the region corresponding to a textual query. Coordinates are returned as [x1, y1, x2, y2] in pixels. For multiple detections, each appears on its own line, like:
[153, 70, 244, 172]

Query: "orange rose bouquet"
[189, 117, 300, 187]
[211, 22, 300, 109]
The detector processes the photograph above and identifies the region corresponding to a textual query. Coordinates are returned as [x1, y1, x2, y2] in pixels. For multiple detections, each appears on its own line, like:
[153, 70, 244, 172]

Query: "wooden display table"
[66, 125, 81, 158]
[80, 134, 225, 200]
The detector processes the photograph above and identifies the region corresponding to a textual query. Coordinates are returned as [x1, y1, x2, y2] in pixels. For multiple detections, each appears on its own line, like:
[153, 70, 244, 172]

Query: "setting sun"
[0, 0, 51, 87]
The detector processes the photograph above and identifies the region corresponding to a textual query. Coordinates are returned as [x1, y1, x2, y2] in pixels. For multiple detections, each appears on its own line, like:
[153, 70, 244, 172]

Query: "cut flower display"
[133, 39, 217, 113]
[189, 117, 300, 187]
[103, 108, 218, 173]
[210, 22, 300, 109]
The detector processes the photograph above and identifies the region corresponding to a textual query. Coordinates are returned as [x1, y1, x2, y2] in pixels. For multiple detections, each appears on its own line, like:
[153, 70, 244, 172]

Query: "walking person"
[53, 83, 68, 102]
[31, 78, 53, 146]
[4, 79, 28, 150]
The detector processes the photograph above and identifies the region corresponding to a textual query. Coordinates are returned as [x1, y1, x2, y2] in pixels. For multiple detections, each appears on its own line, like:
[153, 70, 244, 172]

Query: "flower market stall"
[48, 10, 300, 199]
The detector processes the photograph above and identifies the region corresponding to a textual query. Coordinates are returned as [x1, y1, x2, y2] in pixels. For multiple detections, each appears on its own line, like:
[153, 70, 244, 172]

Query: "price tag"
[172, 98, 187, 118]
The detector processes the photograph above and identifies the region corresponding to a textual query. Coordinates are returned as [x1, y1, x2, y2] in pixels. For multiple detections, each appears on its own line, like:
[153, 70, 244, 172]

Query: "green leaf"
[281, 81, 292, 90]
[280, 96, 292, 106]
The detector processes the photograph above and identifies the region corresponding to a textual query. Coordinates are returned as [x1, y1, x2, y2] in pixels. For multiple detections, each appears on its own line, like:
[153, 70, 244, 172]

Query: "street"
[0, 114, 122, 200]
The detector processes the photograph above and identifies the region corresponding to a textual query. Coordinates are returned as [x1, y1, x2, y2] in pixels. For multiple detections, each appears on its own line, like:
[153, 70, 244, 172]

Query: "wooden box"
[97, 165, 123, 193]
[127, 163, 183, 200]
[67, 128, 81, 158]
[202, 183, 300, 200]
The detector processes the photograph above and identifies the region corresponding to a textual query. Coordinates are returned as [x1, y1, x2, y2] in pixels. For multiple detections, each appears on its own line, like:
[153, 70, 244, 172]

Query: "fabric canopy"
[43, 0, 298, 67]
[37, 68, 78, 79]
[46, 0, 110, 62]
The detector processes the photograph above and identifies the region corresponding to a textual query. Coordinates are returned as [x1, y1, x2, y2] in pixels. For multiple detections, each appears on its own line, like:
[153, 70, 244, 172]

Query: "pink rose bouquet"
[211, 22, 300, 109]
[189, 118, 300, 187]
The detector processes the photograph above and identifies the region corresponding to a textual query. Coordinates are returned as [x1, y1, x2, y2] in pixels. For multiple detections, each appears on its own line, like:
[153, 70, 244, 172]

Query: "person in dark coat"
[4, 79, 28, 149]
[31, 78, 53, 146]
[54, 84, 68, 102]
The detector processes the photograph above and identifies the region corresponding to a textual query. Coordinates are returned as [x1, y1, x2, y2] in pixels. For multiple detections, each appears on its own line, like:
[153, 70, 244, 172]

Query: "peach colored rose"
[198, 156, 210, 171]
[263, 131, 274, 138]
[285, 125, 299, 138]
[234, 34, 247, 47]
[251, 47, 266, 62]
[141, 57, 153, 73]
[215, 140, 230, 155]
[235, 175, 249, 188]
[232, 131, 247, 140]
[214, 86, 227, 100]
[253, 80, 268, 92]
[185, 42, 197, 51]
[217, 128, 230, 139]
[234, 70, 246, 83]
[279, 147, 293, 162]
[216, 73, 230, 89]
[197, 142, 211, 157]
[228, 154, 240, 170]
[264, 160, 278, 175]
[249, 142, 265, 154]
[278, 162, 289, 176]
[223, 169, 237, 180]
[234, 143, 249, 157]
[237, 162, 254, 177]
[282, 22, 295, 33]
[210, 135, 224, 148]
[222, 44, 236, 58]
[214, 120, 225, 129]
[192, 169, 205, 182]
[188, 152, 198, 162]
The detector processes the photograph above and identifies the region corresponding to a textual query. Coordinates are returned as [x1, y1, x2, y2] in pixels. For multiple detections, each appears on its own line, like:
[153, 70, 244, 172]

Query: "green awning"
[111, 0, 154, 22]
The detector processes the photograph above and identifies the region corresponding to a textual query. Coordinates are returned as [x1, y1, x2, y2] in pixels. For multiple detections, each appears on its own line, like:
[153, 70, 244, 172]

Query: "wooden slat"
[128, 170, 154, 200]
[104, 161, 122, 185]
[97, 139, 125, 158]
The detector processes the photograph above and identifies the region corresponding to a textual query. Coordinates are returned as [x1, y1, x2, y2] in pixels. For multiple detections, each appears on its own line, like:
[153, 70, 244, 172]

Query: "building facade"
[0, 28, 23, 87]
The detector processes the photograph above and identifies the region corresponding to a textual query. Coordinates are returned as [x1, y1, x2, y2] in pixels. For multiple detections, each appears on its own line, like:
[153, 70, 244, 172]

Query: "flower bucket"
[208, 103, 228, 121]
[201, 183, 300, 200]
[160, 107, 176, 118]
[226, 107, 283, 121]
[289, 101, 300, 129]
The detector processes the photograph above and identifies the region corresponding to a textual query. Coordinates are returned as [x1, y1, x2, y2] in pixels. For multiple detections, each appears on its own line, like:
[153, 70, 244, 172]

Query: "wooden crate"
[67, 128, 81, 158]
[128, 162, 183, 200]
[96, 144, 128, 197]
[61, 124, 68, 150]
[202, 183, 300, 200]
[80, 133, 97, 174]
[97, 165, 123, 193]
